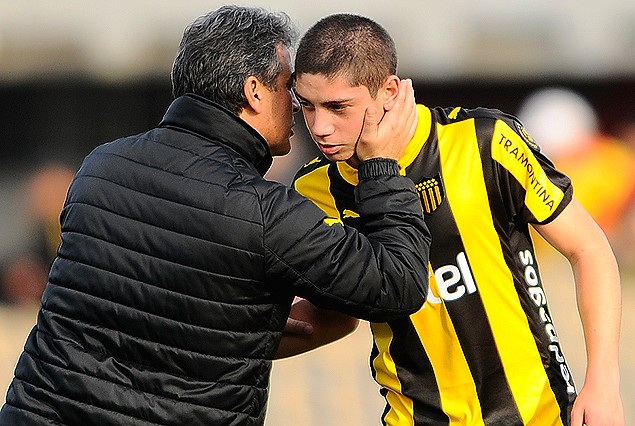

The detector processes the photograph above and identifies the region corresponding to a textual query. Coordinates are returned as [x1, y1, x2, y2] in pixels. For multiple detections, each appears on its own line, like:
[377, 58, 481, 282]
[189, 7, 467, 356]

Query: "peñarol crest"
[415, 174, 444, 213]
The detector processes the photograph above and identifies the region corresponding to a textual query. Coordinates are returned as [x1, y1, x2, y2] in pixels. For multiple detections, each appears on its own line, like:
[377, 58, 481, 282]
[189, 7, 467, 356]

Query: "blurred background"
[1, 0, 634, 424]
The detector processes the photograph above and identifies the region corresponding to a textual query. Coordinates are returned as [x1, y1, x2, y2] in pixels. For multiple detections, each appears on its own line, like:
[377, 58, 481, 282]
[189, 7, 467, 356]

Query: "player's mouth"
[316, 143, 342, 156]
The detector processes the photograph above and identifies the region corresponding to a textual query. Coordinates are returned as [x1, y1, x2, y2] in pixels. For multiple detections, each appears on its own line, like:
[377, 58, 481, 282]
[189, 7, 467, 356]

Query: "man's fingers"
[362, 106, 379, 132]
[354, 77, 417, 162]
[355, 105, 380, 150]
[392, 79, 413, 112]
[404, 81, 418, 139]
[387, 79, 417, 142]
[283, 318, 314, 335]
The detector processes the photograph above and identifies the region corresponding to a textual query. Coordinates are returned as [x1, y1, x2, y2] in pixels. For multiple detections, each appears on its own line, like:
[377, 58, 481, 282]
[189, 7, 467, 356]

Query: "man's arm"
[534, 197, 624, 426]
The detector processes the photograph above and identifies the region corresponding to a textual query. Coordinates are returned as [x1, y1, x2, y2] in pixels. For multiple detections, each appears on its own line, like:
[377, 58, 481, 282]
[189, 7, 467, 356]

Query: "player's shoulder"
[430, 105, 515, 124]
[430, 105, 540, 150]
[292, 155, 331, 181]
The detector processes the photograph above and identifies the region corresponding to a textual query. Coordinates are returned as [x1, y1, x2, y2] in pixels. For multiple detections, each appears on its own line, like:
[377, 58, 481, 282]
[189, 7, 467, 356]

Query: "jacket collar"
[159, 94, 273, 176]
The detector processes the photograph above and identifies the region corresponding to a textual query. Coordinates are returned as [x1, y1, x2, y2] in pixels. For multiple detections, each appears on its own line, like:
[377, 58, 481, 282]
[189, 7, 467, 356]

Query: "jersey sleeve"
[489, 115, 573, 225]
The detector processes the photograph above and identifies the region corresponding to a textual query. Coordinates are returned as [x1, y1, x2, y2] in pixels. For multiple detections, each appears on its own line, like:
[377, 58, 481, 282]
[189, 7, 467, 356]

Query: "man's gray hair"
[171, 6, 297, 114]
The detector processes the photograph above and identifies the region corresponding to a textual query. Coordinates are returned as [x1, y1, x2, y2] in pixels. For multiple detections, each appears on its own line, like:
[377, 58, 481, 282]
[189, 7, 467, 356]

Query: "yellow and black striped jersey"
[293, 105, 576, 425]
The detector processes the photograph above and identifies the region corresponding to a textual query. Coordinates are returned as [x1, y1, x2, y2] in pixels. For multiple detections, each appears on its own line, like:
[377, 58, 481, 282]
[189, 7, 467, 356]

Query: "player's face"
[295, 73, 384, 164]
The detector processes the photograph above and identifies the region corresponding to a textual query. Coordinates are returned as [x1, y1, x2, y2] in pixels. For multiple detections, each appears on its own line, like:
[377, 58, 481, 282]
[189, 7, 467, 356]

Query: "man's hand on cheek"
[354, 79, 417, 163]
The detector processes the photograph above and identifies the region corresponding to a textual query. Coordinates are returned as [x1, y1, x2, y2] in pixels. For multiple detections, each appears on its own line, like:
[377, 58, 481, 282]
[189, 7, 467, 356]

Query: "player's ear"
[381, 75, 401, 110]
[243, 76, 266, 113]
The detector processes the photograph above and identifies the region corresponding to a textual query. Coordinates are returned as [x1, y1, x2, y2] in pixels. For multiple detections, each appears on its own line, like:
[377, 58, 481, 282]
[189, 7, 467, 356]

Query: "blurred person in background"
[611, 110, 635, 271]
[278, 13, 624, 426]
[517, 87, 635, 244]
[0, 164, 74, 305]
[0, 6, 431, 425]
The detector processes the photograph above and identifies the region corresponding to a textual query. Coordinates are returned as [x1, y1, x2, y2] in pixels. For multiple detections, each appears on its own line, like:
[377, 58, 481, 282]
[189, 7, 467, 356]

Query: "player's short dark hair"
[295, 14, 397, 97]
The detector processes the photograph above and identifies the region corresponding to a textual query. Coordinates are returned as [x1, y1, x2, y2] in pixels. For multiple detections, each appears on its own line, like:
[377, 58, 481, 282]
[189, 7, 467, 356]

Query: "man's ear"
[244, 76, 265, 113]
[381, 75, 401, 110]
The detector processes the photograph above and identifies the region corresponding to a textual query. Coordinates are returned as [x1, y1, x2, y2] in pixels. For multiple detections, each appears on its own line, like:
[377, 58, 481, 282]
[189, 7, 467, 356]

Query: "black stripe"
[445, 117, 523, 425]
[384, 318, 450, 425]
[446, 293, 522, 425]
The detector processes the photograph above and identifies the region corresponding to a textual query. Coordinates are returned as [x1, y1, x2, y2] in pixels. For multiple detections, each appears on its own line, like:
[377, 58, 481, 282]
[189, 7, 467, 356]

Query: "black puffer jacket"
[0, 94, 430, 425]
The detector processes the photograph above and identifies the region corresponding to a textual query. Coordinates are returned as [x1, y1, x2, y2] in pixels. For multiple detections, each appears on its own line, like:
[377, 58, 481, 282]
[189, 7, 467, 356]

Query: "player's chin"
[325, 150, 354, 163]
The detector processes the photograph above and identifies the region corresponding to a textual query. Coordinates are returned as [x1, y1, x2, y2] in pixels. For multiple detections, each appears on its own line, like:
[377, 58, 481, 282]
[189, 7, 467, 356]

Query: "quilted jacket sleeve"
[263, 159, 430, 322]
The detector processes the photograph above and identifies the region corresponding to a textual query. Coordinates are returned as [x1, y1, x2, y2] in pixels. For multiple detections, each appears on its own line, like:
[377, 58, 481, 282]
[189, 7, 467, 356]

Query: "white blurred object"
[517, 87, 599, 158]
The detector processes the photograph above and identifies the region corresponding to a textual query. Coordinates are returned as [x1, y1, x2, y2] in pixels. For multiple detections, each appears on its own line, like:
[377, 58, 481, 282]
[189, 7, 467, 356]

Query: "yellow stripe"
[399, 105, 431, 171]
[294, 165, 340, 219]
[437, 119, 562, 424]
[370, 322, 414, 426]
[490, 120, 565, 222]
[412, 269, 485, 425]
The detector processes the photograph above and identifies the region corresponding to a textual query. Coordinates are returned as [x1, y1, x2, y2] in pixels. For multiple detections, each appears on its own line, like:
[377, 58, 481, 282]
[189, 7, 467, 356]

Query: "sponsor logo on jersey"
[415, 174, 444, 214]
[448, 106, 461, 119]
[519, 249, 576, 394]
[342, 209, 360, 219]
[424, 251, 477, 306]
[302, 157, 321, 168]
[323, 217, 342, 227]
[514, 121, 541, 152]
[497, 134, 556, 211]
